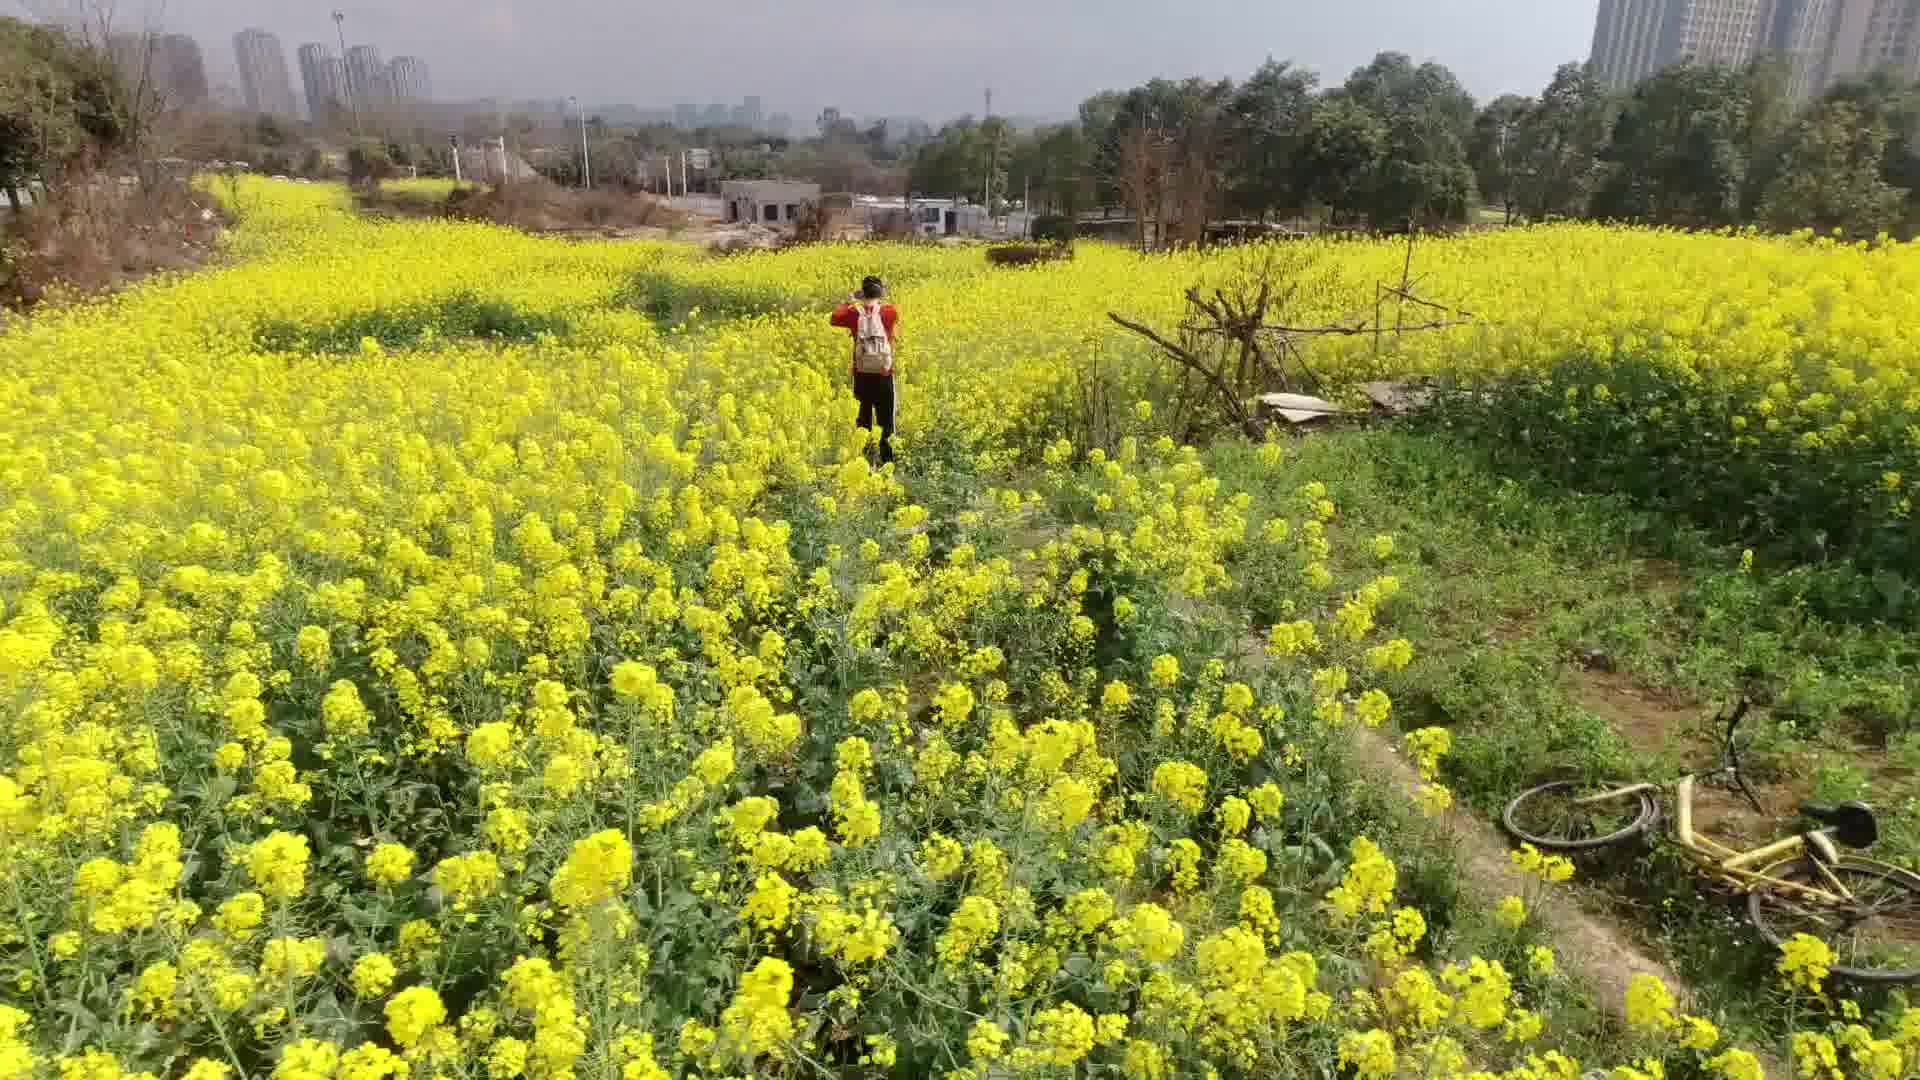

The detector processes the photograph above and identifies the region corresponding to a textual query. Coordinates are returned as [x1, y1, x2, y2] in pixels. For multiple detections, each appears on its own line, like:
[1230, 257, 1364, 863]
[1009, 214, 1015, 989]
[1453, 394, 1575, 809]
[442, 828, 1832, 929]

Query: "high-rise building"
[296, 43, 346, 123]
[110, 32, 209, 104]
[233, 29, 298, 116]
[1590, 0, 1847, 96]
[1766, 0, 1846, 99]
[1589, 0, 1673, 88]
[673, 103, 699, 129]
[345, 44, 390, 109]
[1675, 0, 1771, 65]
[703, 102, 729, 126]
[1824, 0, 1920, 87]
[324, 58, 349, 118]
[157, 34, 209, 104]
[388, 56, 432, 103]
[743, 95, 764, 130]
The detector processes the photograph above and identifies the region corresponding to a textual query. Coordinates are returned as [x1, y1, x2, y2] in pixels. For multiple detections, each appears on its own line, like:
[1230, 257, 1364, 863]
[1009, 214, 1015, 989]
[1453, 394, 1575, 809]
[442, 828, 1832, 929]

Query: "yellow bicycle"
[1503, 699, 1920, 984]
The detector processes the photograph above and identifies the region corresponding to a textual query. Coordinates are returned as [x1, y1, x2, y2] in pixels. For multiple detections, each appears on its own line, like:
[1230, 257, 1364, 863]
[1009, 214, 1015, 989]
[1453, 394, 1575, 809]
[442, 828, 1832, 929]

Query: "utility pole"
[569, 96, 591, 189]
[333, 11, 359, 136]
[983, 87, 993, 211]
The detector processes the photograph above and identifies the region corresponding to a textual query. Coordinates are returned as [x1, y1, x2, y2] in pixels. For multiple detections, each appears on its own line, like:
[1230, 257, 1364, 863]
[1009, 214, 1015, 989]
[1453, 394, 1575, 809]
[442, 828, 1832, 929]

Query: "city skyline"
[1590, 0, 1920, 100]
[288, 39, 439, 122]
[9, 0, 1593, 126]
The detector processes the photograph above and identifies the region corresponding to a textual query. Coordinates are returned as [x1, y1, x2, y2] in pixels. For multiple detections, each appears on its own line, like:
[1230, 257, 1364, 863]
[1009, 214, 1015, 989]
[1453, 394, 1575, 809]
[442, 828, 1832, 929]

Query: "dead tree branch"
[1107, 231, 1478, 437]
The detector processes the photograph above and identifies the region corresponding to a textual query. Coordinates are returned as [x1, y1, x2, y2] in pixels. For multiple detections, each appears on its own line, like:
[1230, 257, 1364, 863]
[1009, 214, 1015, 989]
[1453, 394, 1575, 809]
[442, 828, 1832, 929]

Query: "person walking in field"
[832, 275, 899, 467]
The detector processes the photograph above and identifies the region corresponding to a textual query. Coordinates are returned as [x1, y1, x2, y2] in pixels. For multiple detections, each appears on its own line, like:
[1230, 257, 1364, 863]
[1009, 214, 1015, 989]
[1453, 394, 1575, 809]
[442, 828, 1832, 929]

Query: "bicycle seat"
[1799, 801, 1878, 849]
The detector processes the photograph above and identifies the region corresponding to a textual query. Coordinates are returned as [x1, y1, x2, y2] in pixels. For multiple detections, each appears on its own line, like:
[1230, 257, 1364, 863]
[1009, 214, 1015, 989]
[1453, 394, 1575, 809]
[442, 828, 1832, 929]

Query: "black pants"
[853, 373, 896, 465]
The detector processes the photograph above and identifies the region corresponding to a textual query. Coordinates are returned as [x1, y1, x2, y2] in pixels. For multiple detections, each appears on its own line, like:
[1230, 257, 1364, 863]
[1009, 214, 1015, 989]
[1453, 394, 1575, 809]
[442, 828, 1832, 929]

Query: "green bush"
[1031, 214, 1075, 244]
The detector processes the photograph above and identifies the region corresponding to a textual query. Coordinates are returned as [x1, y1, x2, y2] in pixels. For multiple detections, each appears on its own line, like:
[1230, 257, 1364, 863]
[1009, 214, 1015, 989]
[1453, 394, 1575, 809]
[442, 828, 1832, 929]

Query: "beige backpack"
[853, 301, 893, 375]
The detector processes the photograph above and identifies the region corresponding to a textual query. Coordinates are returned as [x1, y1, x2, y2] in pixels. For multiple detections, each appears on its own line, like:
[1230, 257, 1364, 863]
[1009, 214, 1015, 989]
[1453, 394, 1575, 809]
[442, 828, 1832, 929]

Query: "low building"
[720, 180, 821, 227]
[907, 198, 991, 238]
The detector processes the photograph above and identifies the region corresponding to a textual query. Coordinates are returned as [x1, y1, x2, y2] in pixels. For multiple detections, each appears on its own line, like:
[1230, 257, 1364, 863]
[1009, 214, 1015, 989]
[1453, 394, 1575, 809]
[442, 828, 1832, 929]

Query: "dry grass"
[444, 180, 686, 234]
[351, 179, 690, 236]
[985, 242, 1074, 267]
[2, 176, 225, 312]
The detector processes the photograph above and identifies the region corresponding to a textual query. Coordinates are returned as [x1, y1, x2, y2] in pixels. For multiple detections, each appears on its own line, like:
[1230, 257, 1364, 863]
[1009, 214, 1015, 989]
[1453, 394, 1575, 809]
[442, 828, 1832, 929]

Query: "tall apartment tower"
[109, 32, 209, 104]
[387, 56, 432, 103]
[1674, 0, 1772, 66]
[155, 34, 209, 103]
[1589, 0, 1677, 88]
[233, 29, 298, 116]
[1592, 0, 1860, 98]
[296, 44, 342, 122]
[1763, 0, 1845, 99]
[1824, 0, 1920, 87]
[345, 44, 390, 108]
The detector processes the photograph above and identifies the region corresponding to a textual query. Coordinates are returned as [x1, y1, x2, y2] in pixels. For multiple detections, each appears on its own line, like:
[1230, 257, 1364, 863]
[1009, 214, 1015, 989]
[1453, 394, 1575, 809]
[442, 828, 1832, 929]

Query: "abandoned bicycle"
[1503, 699, 1920, 984]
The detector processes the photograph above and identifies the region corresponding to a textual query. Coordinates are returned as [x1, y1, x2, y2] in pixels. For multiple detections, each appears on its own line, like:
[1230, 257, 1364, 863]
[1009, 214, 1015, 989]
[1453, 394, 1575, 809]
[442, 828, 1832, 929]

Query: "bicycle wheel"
[1502, 780, 1658, 851]
[1748, 857, 1920, 984]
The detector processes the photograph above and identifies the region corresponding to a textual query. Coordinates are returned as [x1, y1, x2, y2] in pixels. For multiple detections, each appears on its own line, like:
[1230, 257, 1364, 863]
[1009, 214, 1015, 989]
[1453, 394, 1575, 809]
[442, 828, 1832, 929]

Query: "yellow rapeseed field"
[0, 178, 1911, 1080]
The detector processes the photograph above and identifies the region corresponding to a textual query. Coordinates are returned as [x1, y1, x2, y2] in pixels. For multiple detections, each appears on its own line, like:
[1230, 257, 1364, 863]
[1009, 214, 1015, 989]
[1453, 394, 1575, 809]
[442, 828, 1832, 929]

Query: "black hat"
[861, 276, 885, 299]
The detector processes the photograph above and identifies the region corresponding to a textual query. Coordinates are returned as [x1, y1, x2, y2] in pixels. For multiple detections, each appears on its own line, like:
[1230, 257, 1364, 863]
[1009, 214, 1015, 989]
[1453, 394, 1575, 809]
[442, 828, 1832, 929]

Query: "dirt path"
[1343, 721, 1690, 1014]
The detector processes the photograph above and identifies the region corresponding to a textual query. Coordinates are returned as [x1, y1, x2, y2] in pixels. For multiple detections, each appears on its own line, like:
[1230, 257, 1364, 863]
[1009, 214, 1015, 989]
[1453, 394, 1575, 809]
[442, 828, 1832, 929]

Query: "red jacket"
[831, 302, 898, 375]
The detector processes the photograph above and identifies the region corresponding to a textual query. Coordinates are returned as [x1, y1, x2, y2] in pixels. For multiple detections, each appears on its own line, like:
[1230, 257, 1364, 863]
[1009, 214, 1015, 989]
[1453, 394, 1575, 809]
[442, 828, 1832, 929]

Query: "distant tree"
[1759, 99, 1907, 237]
[25, 0, 189, 182]
[255, 112, 286, 147]
[1739, 55, 1796, 217]
[909, 118, 989, 200]
[1115, 119, 1169, 247]
[1512, 62, 1611, 221]
[1224, 58, 1317, 219]
[346, 140, 395, 185]
[1162, 77, 1237, 244]
[1469, 94, 1532, 222]
[1593, 64, 1749, 226]
[1007, 123, 1091, 216]
[1294, 96, 1386, 223]
[1088, 77, 1237, 244]
[1823, 69, 1920, 227]
[1340, 52, 1478, 226]
[1077, 89, 1126, 209]
[0, 14, 124, 200]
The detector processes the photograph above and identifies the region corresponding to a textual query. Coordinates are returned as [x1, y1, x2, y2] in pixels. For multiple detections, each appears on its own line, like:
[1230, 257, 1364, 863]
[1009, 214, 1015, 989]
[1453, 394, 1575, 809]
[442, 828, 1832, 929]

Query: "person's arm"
[830, 304, 858, 329]
[883, 306, 899, 338]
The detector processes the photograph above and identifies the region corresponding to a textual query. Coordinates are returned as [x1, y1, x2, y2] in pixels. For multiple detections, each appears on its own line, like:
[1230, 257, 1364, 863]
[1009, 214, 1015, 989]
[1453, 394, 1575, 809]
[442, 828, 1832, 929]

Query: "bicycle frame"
[1577, 775, 1861, 904]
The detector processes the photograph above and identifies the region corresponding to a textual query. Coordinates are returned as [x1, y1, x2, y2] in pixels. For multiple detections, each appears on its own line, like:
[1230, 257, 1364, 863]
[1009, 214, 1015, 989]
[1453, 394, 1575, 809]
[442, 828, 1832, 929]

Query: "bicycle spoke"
[1512, 786, 1640, 842]
[1765, 865, 1920, 978]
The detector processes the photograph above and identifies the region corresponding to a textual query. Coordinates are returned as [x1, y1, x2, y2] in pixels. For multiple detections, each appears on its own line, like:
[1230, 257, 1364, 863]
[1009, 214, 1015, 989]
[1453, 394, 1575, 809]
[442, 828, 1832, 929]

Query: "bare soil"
[3, 179, 225, 313]
[1573, 669, 1701, 756]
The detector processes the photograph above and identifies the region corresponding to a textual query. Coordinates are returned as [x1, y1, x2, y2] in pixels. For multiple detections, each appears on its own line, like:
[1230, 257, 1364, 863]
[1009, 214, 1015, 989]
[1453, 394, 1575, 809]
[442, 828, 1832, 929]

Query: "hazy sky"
[15, 0, 1600, 122]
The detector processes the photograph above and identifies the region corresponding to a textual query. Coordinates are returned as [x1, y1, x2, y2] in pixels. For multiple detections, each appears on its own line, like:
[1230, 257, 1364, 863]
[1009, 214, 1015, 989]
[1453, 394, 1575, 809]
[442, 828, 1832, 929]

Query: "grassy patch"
[253, 291, 572, 353]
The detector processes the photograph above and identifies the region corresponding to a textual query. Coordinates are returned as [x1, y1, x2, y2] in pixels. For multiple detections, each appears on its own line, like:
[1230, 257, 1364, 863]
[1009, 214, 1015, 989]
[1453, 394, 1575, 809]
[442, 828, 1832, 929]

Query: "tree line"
[911, 51, 1920, 241]
[1, 15, 127, 206]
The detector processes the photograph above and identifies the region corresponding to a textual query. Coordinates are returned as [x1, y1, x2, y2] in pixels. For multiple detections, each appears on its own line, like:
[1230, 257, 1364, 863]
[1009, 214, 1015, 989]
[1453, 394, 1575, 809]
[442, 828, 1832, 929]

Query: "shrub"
[985, 242, 1074, 267]
[1031, 213, 1075, 244]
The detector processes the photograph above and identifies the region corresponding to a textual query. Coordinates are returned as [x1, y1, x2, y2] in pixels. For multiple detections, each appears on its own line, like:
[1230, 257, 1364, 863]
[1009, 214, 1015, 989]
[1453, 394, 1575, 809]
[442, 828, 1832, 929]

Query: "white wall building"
[720, 180, 821, 226]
